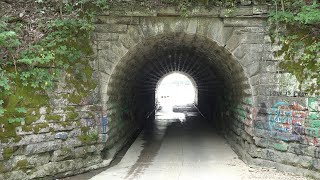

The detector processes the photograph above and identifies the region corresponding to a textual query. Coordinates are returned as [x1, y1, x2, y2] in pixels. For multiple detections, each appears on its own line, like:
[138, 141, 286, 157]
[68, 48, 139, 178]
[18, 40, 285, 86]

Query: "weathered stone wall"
[1, 4, 320, 180]
[218, 6, 320, 178]
[0, 57, 126, 179]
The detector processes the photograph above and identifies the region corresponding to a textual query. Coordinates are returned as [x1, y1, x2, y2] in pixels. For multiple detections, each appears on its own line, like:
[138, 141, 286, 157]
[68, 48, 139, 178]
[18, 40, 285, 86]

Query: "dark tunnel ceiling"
[107, 33, 250, 100]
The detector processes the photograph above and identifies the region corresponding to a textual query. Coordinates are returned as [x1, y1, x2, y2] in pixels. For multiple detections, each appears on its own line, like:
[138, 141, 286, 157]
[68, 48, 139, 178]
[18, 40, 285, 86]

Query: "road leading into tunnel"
[66, 108, 307, 180]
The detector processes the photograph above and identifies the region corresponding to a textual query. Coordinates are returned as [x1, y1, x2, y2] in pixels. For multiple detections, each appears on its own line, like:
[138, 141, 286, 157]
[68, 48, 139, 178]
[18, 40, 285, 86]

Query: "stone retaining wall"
[1, 3, 320, 179]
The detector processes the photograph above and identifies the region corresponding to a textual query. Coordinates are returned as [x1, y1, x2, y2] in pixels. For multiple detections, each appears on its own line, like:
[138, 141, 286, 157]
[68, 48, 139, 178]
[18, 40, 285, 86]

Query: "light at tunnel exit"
[156, 72, 196, 110]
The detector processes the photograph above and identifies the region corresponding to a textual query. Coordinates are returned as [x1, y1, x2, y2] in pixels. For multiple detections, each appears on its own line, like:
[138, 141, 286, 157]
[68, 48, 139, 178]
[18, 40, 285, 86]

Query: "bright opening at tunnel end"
[156, 72, 197, 110]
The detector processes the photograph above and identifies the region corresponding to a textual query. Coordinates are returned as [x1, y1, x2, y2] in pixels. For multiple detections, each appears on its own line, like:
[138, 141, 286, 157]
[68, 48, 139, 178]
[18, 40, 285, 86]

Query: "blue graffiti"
[268, 102, 292, 133]
[268, 101, 307, 142]
[102, 115, 108, 142]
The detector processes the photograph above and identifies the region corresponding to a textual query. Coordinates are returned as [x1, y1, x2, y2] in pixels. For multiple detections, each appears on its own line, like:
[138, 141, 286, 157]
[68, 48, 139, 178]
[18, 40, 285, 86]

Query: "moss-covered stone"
[49, 127, 55, 132]
[21, 125, 33, 132]
[65, 59, 97, 105]
[78, 135, 91, 144]
[0, 55, 96, 145]
[88, 112, 95, 118]
[13, 136, 22, 143]
[78, 132, 98, 145]
[0, 162, 7, 173]
[24, 114, 41, 125]
[2, 83, 49, 112]
[81, 126, 90, 134]
[60, 121, 71, 128]
[68, 93, 83, 104]
[3, 147, 14, 160]
[46, 114, 61, 121]
[15, 159, 28, 171]
[0, 123, 17, 143]
[62, 147, 72, 153]
[66, 112, 79, 121]
[46, 107, 52, 114]
[33, 123, 49, 134]
[64, 106, 76, 112]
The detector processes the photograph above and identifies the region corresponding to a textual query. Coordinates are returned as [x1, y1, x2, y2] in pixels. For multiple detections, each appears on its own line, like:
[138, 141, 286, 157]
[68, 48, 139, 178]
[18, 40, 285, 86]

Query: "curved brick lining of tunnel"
[106, 33, 251, 136]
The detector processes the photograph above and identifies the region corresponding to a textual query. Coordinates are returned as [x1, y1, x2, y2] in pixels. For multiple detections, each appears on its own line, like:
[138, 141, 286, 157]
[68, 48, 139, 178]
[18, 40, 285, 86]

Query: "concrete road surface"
[85, 109, 306, 180]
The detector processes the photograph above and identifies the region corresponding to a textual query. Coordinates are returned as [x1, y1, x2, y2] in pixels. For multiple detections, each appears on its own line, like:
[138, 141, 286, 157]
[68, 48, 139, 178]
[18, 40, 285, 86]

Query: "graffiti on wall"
[232, 97, 320, 144]
[268, 101, 308, 136]
[308, 98, 320, 111]
[266, 149, 275, 160]
[251, 98, 320, 145]
[309, 98, 320, 121]
[243, 105, 257, 124]
[269, 90, 308, 97]
[101, 113, 108, 142]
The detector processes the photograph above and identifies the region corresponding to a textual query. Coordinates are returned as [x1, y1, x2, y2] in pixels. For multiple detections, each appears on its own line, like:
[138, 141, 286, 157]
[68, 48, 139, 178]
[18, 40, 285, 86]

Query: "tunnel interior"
[106, 32, 251, 136]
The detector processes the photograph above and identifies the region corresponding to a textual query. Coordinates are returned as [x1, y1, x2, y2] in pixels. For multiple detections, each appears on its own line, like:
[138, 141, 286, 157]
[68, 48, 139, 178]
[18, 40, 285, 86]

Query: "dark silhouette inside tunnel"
[106, 32, 251, 136]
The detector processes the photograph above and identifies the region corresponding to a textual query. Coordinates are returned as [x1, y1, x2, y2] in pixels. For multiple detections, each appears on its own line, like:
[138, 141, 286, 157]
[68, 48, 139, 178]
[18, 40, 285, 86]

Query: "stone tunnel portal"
[106, 32, 251, 137]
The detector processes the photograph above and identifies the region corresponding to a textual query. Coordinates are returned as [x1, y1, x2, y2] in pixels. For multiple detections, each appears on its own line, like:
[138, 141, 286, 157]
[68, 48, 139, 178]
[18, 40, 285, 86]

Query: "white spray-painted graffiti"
[269, 90, 308, 97]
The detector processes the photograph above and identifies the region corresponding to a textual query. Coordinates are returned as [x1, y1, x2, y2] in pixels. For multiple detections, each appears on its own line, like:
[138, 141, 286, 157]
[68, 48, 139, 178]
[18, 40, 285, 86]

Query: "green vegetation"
[0, 0, 104, 120]
[33, 123, 49, 133]
[2, 147, 14, 160]
[15, 159, 29, 171]
[269, 0, 320, 95]
[64, 106, 76, 112]
[46, 114, 61, 121]
[78, 131, 99, 144]
[108, 0, 238, 16]
[66, 112, 79, 121]
[0, 1, 102, 144]
[0, 162, 7, 173]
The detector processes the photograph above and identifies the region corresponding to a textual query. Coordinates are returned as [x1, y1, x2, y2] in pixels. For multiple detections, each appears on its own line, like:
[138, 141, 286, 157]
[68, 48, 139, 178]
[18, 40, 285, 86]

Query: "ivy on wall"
[0, 0, 107, 120]
[108, 0, 240, 16]
[269, 0, 320, 95]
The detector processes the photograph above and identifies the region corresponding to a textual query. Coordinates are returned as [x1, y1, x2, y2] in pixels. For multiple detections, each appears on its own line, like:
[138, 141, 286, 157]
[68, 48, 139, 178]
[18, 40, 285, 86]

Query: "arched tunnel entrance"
[106, 32, 251, 135]
[94, 32, 254, 179]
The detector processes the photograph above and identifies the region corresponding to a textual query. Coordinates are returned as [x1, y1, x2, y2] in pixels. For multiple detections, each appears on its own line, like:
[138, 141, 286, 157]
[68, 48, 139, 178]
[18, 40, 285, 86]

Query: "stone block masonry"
[1, 3, 320, 180]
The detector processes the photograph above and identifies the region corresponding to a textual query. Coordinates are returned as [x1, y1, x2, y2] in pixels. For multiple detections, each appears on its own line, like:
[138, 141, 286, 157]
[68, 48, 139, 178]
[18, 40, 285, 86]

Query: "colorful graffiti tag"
[268, 102, 308, 134]
[308, 98, 320, 121]
[308, 98, 320, 112]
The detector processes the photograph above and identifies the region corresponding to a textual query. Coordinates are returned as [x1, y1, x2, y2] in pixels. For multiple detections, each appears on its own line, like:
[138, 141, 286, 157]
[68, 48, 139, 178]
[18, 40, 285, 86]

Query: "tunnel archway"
[104, 32, 252, 146]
